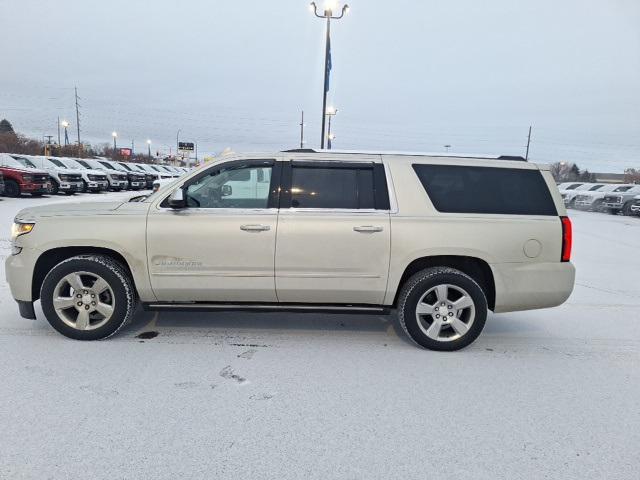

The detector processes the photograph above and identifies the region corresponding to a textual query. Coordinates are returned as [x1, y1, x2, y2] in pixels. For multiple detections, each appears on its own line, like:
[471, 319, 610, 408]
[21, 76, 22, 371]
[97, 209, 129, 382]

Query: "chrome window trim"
[278, 208, 389, 215]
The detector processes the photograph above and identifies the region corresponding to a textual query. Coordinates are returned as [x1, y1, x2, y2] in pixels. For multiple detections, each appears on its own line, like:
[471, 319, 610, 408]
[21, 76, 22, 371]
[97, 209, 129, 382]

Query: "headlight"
[11, 222, 35, 240]
[22, 174, 33, 182]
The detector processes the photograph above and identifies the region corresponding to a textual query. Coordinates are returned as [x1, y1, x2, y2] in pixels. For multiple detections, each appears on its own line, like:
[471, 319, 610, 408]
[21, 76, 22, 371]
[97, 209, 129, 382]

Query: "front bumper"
[108, 180, 128, 189]
[603, 202, 623, 210]
[86, 181, 109, 191]
[129, 181, 145, 189]
[59, 181, 84, 192]
[22, 182, 50, 193]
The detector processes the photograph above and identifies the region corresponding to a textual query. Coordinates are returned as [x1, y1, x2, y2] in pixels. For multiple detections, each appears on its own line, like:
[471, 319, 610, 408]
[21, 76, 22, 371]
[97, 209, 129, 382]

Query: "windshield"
[588, 185, 604, 191]
[76, 160, 92, 169]
[12, 156, 37, 169]
[566, 184, 582, 190]
[614, 186, 632, 192]
[63, 159, 86, 169]
[98, 161, 115, 170]
[118, 162, 133, 171]
[1, 156, 29, 169]
[48, 158, 67, 168]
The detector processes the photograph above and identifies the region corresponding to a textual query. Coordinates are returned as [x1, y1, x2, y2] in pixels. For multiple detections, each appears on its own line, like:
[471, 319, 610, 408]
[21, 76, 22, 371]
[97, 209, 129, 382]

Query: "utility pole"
[57, 117, 61, 146]
[195, 142, 198, 166]
[310, 2, 349, 149]
[74, 86, 82, 156]
[299, 110, 305, 149]
[44, 135, 54, 156]
[131, 140, 134, 156]
[525, 125, 532, 160]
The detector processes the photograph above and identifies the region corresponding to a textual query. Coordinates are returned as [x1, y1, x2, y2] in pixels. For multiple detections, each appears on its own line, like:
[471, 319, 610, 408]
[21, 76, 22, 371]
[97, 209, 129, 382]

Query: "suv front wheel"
[398, 267, 488, 351]
[40, 255, 136, 340]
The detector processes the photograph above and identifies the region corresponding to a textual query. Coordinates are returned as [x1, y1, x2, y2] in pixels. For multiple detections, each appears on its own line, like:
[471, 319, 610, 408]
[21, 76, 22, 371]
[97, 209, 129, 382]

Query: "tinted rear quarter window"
[412, 164, 557, 216]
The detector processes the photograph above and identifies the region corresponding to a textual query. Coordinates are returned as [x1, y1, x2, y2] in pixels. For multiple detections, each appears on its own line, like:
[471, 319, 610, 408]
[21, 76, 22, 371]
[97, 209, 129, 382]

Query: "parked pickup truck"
[79, 159, 129, 191]
[573, 184, 629, 211]
[6, 150, 575, 351]
[57, 157, 109, 192]
[630, 195, 640, 216]
[602, 185, 640, 215]
[0, 154, 51, 197]
[22, 155, 84, 194]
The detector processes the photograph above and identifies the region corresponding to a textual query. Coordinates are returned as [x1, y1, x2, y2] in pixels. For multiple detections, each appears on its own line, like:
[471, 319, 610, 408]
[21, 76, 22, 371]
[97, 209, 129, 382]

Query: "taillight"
[560, 216, 572, 262]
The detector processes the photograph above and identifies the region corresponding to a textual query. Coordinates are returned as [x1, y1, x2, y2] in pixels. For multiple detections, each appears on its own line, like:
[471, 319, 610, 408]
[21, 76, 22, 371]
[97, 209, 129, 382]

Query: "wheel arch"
[391, 255, 496, 310]
[32, 247, 136, 301]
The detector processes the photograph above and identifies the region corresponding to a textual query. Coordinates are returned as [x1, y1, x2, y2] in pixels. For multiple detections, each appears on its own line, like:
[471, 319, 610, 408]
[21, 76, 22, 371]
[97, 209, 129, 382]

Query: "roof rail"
[281, 148, 526, 161]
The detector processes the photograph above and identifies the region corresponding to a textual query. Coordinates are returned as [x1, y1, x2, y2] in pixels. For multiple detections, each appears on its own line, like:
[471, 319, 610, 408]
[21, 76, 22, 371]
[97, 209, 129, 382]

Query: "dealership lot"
[0, 192, 638, 479]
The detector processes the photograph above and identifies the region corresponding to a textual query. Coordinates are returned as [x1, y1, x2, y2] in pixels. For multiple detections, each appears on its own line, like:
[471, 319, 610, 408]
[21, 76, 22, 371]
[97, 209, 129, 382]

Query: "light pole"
[61, 120, 69, 146]
[147, 139, 152, 157]
[176, 129, 181, 162]
[310, 1, 349, 149]
[112, 131, 118, 158]
[325, 106, 337, 150]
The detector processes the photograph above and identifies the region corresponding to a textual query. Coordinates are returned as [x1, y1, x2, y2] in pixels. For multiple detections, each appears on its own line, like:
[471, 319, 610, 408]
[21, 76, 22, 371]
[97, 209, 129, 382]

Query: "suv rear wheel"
[398, 267, 488, 351]
[40, 255, 136, 340]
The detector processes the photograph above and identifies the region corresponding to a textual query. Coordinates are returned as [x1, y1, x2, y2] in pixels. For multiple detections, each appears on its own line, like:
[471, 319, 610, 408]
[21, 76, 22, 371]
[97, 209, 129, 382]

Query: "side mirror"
[168, 188, 186, 209]
[221, 184, 232, 197]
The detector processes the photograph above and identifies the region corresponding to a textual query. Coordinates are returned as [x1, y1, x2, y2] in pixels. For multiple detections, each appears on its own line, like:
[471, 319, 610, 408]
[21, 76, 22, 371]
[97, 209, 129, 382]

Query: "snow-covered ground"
[0, 193, 638, 479]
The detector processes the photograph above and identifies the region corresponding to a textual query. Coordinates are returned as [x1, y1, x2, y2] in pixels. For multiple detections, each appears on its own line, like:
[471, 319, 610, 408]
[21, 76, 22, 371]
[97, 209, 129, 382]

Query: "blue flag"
[325, 37, 332, 93]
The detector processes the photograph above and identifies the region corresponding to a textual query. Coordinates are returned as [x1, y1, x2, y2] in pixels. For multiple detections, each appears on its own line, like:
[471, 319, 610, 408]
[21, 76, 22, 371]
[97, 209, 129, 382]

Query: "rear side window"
[412, 164, 557, 216]
[289, 165, 376, 209]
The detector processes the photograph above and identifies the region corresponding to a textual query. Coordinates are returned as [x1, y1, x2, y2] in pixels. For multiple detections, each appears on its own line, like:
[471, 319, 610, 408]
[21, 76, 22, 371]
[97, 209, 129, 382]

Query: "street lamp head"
[342, 4, 350, 15]
[147, 139, 152, 145]
[328, 134, 336, 140]
[326, 106, 338, 115]
[61, 120, 69, 128]
[309, 2, 316, 12]
[112, 131, 117, 138]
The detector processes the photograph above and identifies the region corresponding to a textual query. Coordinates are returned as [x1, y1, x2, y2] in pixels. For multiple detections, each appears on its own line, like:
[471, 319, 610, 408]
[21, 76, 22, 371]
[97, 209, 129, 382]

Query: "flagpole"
[320, 16, 331, 149]
[310, 2, 349, 150]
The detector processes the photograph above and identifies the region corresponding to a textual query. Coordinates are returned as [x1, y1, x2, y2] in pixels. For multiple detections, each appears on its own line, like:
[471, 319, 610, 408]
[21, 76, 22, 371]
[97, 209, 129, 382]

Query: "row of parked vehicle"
[558, 181, 640, 216]
[0, 153, 189, 197]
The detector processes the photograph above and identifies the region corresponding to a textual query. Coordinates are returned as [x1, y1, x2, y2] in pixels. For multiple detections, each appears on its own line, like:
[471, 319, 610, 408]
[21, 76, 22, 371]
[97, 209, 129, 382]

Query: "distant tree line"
[0, 118, 165, 164]
[549, 162, 597, 183]
[624, 168, 640, 184]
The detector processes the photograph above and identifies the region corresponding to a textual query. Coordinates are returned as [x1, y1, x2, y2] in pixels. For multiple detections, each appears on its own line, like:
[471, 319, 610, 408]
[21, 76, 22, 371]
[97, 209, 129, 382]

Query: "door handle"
[353, 225, 384, 233]
[240, 224, 271, 232]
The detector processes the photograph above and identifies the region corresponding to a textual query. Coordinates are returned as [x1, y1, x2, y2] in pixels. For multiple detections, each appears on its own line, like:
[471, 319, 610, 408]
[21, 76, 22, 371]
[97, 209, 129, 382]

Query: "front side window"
[290, 166, 375, 209]
[184, 164, 273, 209]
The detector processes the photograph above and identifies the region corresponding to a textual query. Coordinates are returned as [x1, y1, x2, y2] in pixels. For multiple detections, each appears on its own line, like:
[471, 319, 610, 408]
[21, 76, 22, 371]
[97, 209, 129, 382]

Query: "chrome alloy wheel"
[52, 271, 115, 331]
[415, 284, 475, 342]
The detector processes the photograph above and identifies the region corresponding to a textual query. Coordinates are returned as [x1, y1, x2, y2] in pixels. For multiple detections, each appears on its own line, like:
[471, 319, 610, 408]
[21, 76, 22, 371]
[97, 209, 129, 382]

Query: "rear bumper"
[491, 261, 575, 313]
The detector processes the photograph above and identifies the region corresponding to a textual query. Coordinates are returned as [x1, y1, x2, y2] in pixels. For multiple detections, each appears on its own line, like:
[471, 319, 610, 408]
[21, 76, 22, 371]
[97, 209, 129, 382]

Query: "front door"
[275, 160, 391, 304]
[147, 159, 280, 302]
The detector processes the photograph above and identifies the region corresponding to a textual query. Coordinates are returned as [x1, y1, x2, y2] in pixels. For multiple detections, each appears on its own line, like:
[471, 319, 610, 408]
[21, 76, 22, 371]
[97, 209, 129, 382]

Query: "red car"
[0, 154, 51, 197]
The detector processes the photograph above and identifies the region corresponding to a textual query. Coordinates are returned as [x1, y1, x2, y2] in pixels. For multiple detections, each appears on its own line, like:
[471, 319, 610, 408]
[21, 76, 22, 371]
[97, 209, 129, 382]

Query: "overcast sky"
[1, 0, 639, 171]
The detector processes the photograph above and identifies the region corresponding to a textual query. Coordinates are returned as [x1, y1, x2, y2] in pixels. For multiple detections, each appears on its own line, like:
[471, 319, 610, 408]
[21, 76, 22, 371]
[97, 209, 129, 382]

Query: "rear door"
[275, 158, 391, 304]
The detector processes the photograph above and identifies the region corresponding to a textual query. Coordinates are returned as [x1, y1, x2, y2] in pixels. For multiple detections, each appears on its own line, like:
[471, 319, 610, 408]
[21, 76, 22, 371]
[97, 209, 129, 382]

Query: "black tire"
[40, 255, 136, 340]
[82, 180, 88, 193]
[591, 199, 603, 212]
[4, 180, 20, 197]
[397, 267, 488, 351]
[622, 202, 633, 216]
[50, 180, 59, 195]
